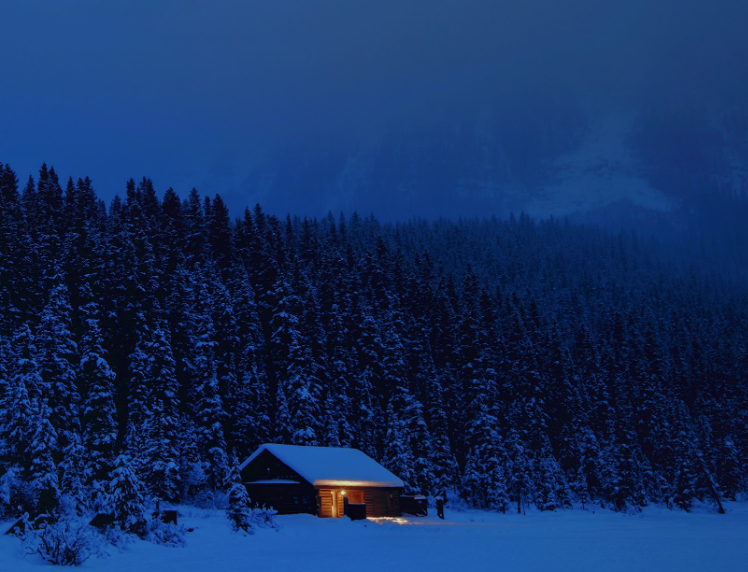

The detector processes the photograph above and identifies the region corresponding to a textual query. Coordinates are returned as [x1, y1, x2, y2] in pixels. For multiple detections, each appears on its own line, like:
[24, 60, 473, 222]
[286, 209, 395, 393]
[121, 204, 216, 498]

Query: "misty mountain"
[239, 98, 748, 260]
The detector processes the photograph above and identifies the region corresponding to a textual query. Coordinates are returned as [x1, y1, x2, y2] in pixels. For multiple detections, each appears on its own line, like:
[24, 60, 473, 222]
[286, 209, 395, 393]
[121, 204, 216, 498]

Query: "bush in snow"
[101, 525, 133, 551]
[249, 505, 278, 530]
[145, 518, 187, 548]
[0, 465, 22, 518]
[191, 488, 228, 509]
[16, 513, 105, 566]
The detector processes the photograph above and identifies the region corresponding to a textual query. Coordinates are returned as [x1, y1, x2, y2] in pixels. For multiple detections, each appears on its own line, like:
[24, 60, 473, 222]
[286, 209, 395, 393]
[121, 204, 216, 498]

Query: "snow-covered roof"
[241, 444, 405, 488]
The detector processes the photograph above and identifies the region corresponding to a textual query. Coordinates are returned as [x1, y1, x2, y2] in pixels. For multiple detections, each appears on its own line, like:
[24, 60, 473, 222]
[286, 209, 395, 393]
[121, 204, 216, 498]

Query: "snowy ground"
[2, 502, 747, 571]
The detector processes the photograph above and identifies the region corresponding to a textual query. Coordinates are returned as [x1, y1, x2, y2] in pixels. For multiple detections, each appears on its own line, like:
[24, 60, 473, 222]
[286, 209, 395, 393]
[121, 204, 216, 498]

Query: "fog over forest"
[2, 1, 747, 242]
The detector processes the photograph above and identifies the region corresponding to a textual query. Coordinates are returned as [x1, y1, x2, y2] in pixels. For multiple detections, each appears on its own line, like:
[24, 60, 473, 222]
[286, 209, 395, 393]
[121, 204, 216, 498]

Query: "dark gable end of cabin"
[240, 446, 403, 518]
[241, 449, 318, 515]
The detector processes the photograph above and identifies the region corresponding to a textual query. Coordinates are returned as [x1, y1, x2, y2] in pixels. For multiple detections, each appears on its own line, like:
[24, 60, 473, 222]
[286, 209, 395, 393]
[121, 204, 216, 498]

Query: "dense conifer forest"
[1, 161, 747, 519]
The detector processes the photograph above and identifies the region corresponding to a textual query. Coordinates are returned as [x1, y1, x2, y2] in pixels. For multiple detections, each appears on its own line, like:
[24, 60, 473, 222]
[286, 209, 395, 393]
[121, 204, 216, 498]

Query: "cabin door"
[331, 491, 338, 518]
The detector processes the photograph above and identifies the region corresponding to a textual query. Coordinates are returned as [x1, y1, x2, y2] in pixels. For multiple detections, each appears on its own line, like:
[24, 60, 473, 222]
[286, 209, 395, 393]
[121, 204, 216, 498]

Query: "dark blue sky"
[2, 0, 747, 219]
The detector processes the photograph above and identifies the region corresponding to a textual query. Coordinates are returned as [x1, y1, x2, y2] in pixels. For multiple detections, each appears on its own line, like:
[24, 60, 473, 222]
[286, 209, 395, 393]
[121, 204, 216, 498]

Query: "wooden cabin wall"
[316, 487, 403, 518]
[389, 489, 402, 517]
[363, 489, 402, 517]
[317, 489, 332, 518]
[317, 489, 346, 518]
[334, 491, 343, 517]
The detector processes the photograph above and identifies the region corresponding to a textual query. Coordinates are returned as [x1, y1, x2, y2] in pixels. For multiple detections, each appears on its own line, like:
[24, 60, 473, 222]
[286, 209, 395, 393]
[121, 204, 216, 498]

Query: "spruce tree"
[78, 287, 118, 486]
[36, 272, 80, 464]
[141, 326, 181, 502]
[225, 460, 253, 533]
[107, 454, 147, 535]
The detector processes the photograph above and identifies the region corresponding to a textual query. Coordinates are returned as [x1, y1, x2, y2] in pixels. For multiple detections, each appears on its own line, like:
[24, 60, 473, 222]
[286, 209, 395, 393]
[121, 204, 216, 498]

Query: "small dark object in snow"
[161, 510, 177, 525]
[345, 503, 367, 521]
[186, 528, 195, 533]
[401, 495, 428, 517]
[89, 513, 116, 530]
[436, 499, 445, 520]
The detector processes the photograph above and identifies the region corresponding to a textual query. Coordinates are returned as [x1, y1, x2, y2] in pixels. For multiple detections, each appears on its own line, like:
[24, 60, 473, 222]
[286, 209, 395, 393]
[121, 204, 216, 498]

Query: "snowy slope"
[2, 503, 747, 572]
[527, 111, 675, 219]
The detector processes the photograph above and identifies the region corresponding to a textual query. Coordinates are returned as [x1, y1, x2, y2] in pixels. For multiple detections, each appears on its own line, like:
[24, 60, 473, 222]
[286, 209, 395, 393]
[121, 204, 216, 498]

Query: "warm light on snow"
[367, 516, 410, 525]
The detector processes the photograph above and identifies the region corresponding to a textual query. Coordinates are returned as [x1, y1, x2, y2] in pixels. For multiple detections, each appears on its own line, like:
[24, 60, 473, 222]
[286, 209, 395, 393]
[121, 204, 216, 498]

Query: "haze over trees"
[1, 161, 747, 518]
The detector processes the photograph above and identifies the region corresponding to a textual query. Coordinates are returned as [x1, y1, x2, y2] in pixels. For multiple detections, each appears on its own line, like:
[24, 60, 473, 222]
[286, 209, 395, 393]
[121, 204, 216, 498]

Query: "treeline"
[1, 161, 747, 518]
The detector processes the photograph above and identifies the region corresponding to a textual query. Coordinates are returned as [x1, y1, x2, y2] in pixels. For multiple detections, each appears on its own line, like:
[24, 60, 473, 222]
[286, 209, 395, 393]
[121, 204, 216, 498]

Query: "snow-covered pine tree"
[383, 397, 415, 492]
[211, 276, 242, 451]
[349, 305, 384, 459]
[284, 337, 320, 447]
[176, 415, 206, 501]
[0, 331, 38, 515]
[3, 324, 60, 517]
[461, 367, 510, 512]
[320, 304, 354, 448]
[273, 385, 293, 444]
[227, 267, 270, 457]
[533, 442, 571, 511]
[189, 268, 230, 493]
[0, 163, 34, 333]
[36, 272, 80, 465]
[141, 325, 181, 502]
[78, 286, 117, 488]
[28, 164, 65, 283]
[225, 459, 253, 533]
[107, 454, 147, 535]
[125, 323, 151, 467]
[270, 277, 320, 446]
[425, 370, 456, 500]
[507, 428, 531, 515]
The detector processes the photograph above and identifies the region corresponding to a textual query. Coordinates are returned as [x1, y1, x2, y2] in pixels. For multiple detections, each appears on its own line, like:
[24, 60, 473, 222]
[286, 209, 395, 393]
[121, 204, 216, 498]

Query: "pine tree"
[0, 330, 39, 514]
[383, 398, 415, 492]
[12, 324, 61, 516]
[125, 326, 151, 464]
[141, 326, 181, 502]
[189, 269, 230, 492]
[270, 278, 320, 446]
[36, 272, 80, 465]
[228, 267, 270, 457]
[349, 305, 384, 459]
[321, 304, 355, 448]
[107, 454, 147, 535]
[533, 443, 571, 511]
[78, 287, 118, 486]
[0, 163, 34, 333]
[225, 460, 253, 533]
[426, 371, 456, 499]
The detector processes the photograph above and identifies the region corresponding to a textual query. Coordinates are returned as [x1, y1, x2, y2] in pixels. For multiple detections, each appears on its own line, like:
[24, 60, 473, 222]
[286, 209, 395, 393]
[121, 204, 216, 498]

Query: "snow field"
[3, 502, 748, 572]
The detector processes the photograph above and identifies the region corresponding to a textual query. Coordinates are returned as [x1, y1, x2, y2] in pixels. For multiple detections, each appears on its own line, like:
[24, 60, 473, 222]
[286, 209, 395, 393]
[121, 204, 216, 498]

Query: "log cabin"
[240, 444, 404, 518]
